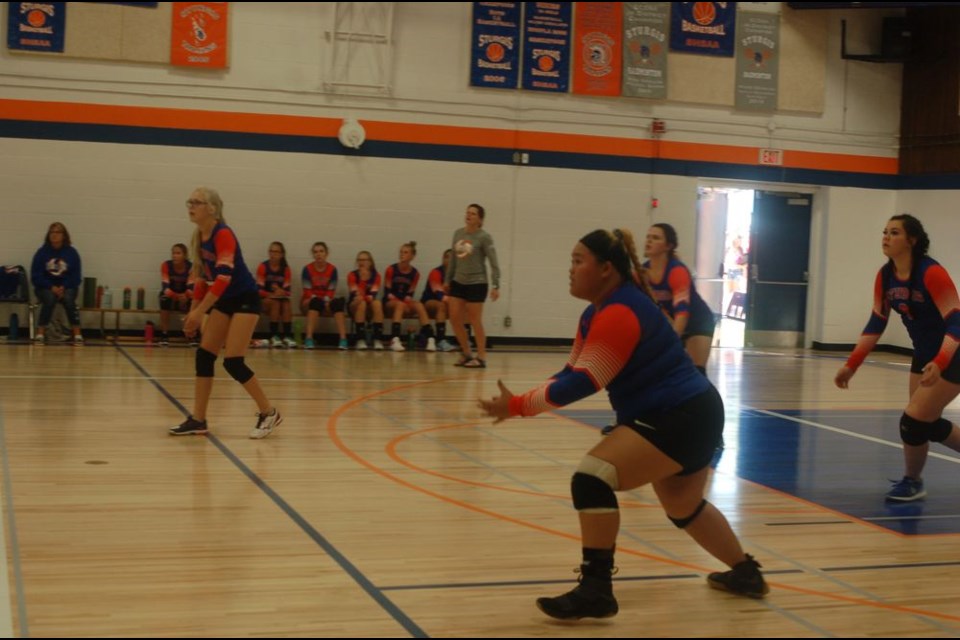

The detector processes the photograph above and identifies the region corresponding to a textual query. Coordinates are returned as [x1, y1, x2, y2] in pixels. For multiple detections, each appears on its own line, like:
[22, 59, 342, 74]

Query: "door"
[745, 191, 812, 348]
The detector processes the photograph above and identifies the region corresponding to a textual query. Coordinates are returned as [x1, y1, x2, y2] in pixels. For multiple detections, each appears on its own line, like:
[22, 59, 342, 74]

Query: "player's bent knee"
[571, 455, 620, 513]
[900, 413, 931, 446]
[196, 348, 217, 378]
[667, 499, 707, 529]
[223, 356, 254, 384]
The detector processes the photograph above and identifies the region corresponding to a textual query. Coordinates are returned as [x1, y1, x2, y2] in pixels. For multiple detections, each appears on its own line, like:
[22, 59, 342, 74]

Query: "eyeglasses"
[186, 199, 209, 207]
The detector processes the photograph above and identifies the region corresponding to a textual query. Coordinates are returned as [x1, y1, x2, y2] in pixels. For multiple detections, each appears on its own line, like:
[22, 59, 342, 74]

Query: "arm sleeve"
[208, 229, 236, 298]
[161, 262, 174, 298]
[256, 263, 270, 298]
[485, 235, 501, 289]
[508, 305, 641, 416]
[666, 265, 692, 319]
[845, 270, 889, 371]
[924, 265, 960, 371]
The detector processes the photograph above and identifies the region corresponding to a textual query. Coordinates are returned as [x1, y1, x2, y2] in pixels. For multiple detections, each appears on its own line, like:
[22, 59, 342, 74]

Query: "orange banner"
[171, 2, 228, 68]
[572, 2, 622, 96]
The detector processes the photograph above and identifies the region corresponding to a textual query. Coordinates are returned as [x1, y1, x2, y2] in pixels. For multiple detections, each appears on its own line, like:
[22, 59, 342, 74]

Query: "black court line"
[114, 344, 428, 638]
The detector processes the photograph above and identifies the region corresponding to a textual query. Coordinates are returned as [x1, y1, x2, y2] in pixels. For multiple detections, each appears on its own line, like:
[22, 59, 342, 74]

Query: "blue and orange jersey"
[847, 257, 960, 372]
[421, 265, 446, 303]
[348, 268, 381, 303]
[384, 263, 420, 301]
[509, 282, 709, 422]
[301, 262, 339, 302]
[644, 257, 713, 326]
[161, 260, 194, 297]
[256, 261, 291, 298]
[193, 223, 257, 300]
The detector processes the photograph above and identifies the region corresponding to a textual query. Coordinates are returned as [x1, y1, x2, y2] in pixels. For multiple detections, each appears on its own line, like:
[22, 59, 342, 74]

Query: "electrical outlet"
[504, 316, 512, 328]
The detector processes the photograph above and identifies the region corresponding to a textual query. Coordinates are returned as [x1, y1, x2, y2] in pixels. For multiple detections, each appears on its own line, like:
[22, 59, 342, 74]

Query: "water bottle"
[9, 313, 19, 341]
[96, 286, 104, 308]
[292, 318, 303, 345]
[144, 321, 154, 344]
[407, 330, 415, 350]
[102, 287, 113, 308]
[136, 287, 145, 310]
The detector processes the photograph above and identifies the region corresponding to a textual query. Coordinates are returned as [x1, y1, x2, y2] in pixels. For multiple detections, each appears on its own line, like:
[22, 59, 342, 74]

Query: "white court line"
[752, 408, 960, 464]
[0, 411, 20, 637]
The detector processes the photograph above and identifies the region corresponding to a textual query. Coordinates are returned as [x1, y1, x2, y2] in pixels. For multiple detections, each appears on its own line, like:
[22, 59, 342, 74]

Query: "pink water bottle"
[144, 321, 154, 345]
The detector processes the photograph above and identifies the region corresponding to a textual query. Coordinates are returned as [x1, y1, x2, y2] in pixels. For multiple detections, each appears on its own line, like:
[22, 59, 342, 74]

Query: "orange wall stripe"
[0, 98, 898, 175]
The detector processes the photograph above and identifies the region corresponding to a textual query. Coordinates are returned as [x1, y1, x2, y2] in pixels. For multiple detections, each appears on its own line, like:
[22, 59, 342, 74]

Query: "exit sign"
[759, 148, 784, 165]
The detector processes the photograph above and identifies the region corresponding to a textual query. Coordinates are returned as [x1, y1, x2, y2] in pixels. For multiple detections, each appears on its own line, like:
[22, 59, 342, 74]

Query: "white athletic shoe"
[250, 409, 282, 439]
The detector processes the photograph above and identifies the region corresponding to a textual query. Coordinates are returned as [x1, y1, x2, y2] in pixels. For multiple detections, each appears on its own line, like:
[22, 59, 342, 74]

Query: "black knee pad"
[196, 348, 217, 378]
[330, 297, 345, 313]
[571, 472, 619, 513]
[930, 417, 953, 442]
[223, 356, 254, 384]
[900, 413, 931, 446]
[668, 499, 707, 529]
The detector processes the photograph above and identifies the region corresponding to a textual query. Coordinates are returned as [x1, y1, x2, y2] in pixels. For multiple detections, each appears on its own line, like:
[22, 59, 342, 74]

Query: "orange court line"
[327, 381, 960, 624]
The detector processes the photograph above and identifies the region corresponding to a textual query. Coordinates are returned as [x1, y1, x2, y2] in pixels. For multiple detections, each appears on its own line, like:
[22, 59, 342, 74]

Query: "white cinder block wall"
[0, 3, 940, 347]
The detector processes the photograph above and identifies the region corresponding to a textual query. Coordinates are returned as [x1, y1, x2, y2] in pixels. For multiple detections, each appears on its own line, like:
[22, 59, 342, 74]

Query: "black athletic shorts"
[211, 290, 262, 316]
[448, 281, 488, 303]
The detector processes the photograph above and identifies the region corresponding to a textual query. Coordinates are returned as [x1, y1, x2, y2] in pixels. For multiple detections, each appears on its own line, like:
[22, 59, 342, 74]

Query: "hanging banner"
[7, 2, 66, 53]
[470, 2, 520, 89]
[522, 2, 572, 93]
[622, 2, 669, 99]
[670, 2, 735, 57]
[572, 2, 622, 96]
[734, 12, 779, 110]
[171, 2, 228, 68]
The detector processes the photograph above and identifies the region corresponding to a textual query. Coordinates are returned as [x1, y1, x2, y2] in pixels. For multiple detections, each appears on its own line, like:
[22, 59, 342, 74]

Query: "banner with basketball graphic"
[670, 2, 736, 57]
[622, 2, 669, 99]
[7, 2, 66, 53]
[470, 2, 520, 89]
[522, 2, 571, 92]
[734, 11, 779, 110]
[171, 2, 228, 68]
[572, 2, 622, 96]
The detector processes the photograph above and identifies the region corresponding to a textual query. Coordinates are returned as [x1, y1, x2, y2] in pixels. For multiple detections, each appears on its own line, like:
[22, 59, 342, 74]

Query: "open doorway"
[695, 187, 753, 348]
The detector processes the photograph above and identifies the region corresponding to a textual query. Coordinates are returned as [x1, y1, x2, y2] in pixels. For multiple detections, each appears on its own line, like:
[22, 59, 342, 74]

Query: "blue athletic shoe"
[886, 476, 926, 501]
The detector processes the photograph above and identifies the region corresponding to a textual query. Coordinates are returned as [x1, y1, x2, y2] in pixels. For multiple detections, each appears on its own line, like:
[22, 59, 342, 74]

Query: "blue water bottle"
[8, 313, 19, 340]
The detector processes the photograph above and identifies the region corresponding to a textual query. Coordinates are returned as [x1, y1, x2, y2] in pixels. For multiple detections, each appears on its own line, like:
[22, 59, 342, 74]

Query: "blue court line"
[0, 409, 29, 638]
[113, 345, 428, 638]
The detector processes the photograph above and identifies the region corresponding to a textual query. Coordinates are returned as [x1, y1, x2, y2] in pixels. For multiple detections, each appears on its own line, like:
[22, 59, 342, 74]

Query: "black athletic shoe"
[536, 575, 618, 620]
[169, 417, 208, 436]
[707, 554, 769, 599]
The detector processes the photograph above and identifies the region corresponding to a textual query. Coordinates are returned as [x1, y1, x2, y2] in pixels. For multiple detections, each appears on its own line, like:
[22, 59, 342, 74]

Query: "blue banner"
[470, 2, 520, 89]
[522, 2, 571, 92]
[7, 2, 66, 52]
[670, 2, 735, 57]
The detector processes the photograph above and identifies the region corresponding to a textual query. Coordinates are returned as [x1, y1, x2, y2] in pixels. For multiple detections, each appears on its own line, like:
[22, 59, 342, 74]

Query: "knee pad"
[196, 348, 217, 378]
[668, 499, 708, 529]
[900, 413, 931, 446]
[223, 356, 254, 384]
[330, 297, 345, 313]
[930, 417, 953, 443]
[571, 455, 619, 513]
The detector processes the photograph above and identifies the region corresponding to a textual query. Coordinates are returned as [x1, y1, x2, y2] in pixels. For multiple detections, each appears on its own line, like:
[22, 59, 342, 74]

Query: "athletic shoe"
[390, 337, 405, 352]
[249, 409, 282, 439]
[338, 338, 349, 350]
[707, 554, 769, 599]
[886, 476, 926, 502]
[303, 338, 315, 350]
[372, 339, 385, 350]
[536, 576, 618, 620]
[169, 416, 209, 436]
[283, 337, 297, 349]
[73, 335, 84, 346]
[436, 339, 456, 352]
[425, 337, 437, 352]
[270, 335, 283, 348]
[355, 339, 368, 350]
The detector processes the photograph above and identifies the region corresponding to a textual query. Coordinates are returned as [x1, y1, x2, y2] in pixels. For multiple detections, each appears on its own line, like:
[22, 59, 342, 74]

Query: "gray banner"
[735, 12, 779, 111]
[623, 3, 668, 99]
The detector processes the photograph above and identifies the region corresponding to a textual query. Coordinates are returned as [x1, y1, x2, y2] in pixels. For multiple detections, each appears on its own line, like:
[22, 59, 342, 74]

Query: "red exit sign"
[759, 148, 783, 165]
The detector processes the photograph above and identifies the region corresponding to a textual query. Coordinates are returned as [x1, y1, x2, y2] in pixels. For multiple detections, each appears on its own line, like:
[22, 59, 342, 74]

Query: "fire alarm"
[651, 197, 660, 208]
[651, 119, 666, 135]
